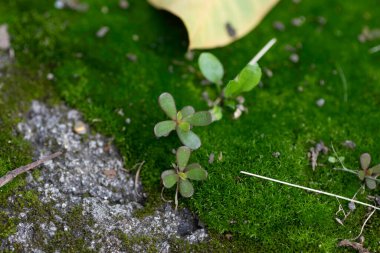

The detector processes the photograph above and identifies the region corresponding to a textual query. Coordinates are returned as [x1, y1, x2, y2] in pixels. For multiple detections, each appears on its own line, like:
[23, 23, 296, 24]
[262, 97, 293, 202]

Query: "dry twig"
[0, 151, 62, 188]
[338, 240, 370, 253]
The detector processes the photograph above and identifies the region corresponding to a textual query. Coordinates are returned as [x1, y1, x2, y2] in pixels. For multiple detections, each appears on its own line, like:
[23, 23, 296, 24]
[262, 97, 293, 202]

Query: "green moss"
[1, 0, 380, 251]
[0, 211, 17, 239]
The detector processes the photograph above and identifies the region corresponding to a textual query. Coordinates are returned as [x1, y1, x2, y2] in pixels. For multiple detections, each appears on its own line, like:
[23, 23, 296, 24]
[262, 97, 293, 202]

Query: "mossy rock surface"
[1, 0, 380, 251]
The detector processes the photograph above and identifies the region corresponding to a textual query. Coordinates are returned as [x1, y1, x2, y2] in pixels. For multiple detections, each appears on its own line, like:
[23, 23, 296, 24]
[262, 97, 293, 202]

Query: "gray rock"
[2, 101, 208, 252]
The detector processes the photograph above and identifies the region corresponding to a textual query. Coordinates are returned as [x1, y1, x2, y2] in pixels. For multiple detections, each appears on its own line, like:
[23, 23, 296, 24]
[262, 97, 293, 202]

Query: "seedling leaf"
[198, 52, 224, 84]
[177, 146, 191, 171]
[161, 170, 179, 188]
[177, 128, 201, 150]
[154, 120, 176, 137]
[371, 164, 380, 174]
[180, 106, 195, 118]
[158, 92, 177, 119]
[224, 63, 262, 98]
[186, 165, 207, 180]
[360, 153, 371, 170]
[365, 177, 376, 190]
[358, 170, 365, 181]
[179, 179, 194, 198]
[184, 111, 212, 126]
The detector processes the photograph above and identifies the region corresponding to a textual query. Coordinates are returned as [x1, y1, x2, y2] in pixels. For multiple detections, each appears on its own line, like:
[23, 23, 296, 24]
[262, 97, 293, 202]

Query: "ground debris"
[119, 0, 129, 10]
[126, 53, 138, 62]
[96, 26, 109, 38]
[54, 0, 88, 12]
[308, 141, 329, 171]
[342, 140, 356, 149]
[358, 26, 380, 43]
[0, 24, 10, 50]
[338, 240, 370, 253]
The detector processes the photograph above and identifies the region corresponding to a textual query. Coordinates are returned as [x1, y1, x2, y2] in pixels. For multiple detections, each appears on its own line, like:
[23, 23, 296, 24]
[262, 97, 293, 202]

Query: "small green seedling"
[332, 147, 380, 190]
[154, 92, 212, 150]
[198, 52, 262, 120]
[198, 39, 276, 120]
[161, 146, 208, 210]
[357, 153, 380, 189]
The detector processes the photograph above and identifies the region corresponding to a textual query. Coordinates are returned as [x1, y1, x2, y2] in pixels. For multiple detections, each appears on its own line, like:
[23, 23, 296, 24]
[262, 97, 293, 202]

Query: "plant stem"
[240, 171, 380, 211]
[248, 38, 277, 66]
[174, 183, 179, 211]
[333, 167, 358, 175]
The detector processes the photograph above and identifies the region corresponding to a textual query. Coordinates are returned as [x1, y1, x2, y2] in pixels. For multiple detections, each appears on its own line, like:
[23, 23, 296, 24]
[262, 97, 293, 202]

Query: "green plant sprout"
[198, 38, 276, 121]
[161, 146, 208, 210]
[357, 153, 380, 189]
[154, 92, 212, 150]
[331, 146, 380, 190]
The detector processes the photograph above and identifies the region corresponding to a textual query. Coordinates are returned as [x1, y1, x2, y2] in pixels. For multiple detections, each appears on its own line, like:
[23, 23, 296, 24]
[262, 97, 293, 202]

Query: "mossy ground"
[1, 0, 380, 251]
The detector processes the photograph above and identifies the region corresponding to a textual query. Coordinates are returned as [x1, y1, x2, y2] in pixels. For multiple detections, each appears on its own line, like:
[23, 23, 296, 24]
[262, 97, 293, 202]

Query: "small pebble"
[54, 0, 64, 9]
[119, 0, 129, 9]
[289, 53, 299, 63]
[273, 21, 285, 31]
[291, 16, 306, 27]
[316, 98, 325, 107]
[74, 121, 87, 134]
[125, 118, 131, 124]
[47, 73, 54, 80]
[342, 140, 356, 149]
[126, 53, 137, 62]
[96, 26, 109, 38]
[348, 202, 356, 211]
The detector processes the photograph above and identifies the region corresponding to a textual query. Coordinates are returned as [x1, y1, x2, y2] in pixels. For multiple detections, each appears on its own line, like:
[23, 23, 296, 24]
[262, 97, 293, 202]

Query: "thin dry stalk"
[0, 151, 62, 188]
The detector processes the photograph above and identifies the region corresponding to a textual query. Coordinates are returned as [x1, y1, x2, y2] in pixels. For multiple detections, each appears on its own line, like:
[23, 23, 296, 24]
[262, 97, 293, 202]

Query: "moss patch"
[1, 0, 380, 251]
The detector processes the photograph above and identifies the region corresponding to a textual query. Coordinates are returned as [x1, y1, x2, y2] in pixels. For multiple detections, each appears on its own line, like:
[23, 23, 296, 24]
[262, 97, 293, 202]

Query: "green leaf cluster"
[154, 93, 211, 208]
[198, 52, 262, 120]
[161, 146, 207, 198]
[154, 92, 212, 150]
[357, 153, 380, 189]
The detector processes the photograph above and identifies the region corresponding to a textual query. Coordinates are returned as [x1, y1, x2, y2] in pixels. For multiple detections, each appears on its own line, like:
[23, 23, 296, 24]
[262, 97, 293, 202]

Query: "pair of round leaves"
[161, 146, 208, 198]
[358, 153, 380, 189]
[198, 52, 262, 98]
[154, 92, 212, 150]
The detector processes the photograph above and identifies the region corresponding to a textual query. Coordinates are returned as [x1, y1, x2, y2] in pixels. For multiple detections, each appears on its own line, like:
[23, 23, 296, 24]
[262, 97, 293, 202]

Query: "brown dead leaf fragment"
[103, 169, 117, 179]
[338, 240, 370, 253]
[148, 0, 279, 49]
[0, 24, 11, 50]
[308, 141, 328, 171]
